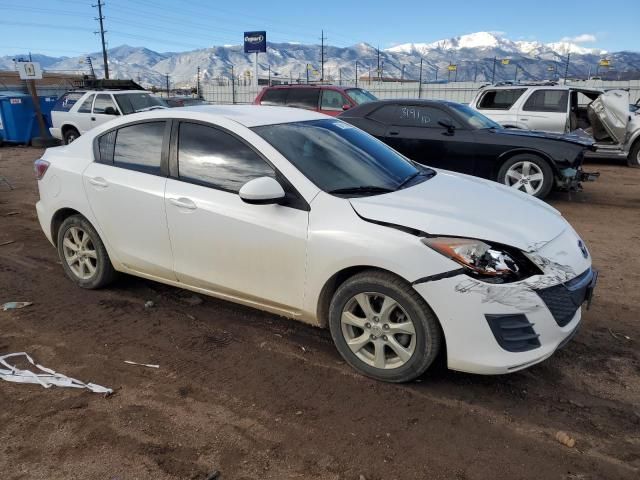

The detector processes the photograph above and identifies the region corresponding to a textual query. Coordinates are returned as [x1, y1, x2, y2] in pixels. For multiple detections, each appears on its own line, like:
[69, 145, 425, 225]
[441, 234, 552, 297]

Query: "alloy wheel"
[340, 292, 416, 370]
[504, 161, 544, 196]
[62, 226, 98, 280]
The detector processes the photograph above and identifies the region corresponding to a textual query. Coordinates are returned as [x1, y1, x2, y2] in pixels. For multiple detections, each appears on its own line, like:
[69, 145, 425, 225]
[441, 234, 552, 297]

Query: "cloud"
[560, 33, 597, 44]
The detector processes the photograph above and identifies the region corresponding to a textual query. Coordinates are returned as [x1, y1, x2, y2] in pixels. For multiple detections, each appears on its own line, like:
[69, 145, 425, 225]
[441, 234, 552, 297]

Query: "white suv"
[50, 90, 167, 144]
[470, 84, 640, 166]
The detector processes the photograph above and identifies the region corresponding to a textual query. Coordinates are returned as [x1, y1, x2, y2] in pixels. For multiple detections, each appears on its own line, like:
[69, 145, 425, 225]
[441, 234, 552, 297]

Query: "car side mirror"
[342, 104, 352, 111]
[438, 120, 455, 135]
[239, 177, 285, 205]
[104, 106, 119, 116]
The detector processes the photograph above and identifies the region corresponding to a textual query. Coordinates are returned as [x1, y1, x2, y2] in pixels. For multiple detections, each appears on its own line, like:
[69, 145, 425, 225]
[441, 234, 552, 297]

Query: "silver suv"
[470, 84, 640, 167]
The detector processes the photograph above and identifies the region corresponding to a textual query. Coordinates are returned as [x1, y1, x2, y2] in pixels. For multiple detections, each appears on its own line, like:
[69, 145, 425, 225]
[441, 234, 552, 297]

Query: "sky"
[0, 0, 637, 57]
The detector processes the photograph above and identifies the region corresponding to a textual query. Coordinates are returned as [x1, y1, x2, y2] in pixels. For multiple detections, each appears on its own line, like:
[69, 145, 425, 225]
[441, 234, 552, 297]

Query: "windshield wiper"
[397, 169, 435, 189]
[328, 186, 395, 195]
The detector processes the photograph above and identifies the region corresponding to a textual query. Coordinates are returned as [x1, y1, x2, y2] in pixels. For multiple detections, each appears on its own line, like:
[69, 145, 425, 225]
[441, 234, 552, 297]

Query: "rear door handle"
[88, 177, 108, 188]
[91, 117, 96, 121]
[388, 131, 400, 136]
[520, 118, 528, 121]
[169, 197, 197, 210]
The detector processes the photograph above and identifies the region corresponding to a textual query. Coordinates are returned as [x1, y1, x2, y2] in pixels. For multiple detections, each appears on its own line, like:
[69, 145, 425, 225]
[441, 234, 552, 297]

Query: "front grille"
[536, 269, 593, 327]
[485, 314, 541, 352]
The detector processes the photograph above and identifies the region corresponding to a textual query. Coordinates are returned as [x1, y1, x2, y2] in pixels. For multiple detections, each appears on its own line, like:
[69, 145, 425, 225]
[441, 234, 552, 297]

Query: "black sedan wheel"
[498, 154, 553, 199]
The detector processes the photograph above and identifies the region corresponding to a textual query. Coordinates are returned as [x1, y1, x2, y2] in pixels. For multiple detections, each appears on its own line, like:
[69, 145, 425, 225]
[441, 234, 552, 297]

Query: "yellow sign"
[501, 59, 510, 65]
[599, 59, 610, 67]
[447, 64, 457, 71]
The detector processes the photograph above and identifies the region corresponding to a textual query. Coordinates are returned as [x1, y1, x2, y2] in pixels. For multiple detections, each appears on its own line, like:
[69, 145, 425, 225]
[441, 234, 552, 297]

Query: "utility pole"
[491, 56, 497, 84]
[401, 64, 404, 84]
[474, 62, 478, 82]
[377, 46, 381, 83]
[514, 64, 519, 82]
[165, 74, 170, 98]
[196, 66, 201, 98]
[355, 61, 358, 88]
[93, 0, 109, 79]
[306, 64, 309, 84]
[418, 58, 423, 98]
[231, 65, 235, 103]
[268, 65, 271, 86]
[339, 68, 342, 85]
[319, 35, 323, 82]
[564, 52, 570, 83]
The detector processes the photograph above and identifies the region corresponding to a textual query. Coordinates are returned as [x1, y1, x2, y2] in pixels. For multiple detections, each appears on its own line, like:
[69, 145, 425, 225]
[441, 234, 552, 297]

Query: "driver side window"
[177, 122, 275, 193]
[93, 94, 118, 114]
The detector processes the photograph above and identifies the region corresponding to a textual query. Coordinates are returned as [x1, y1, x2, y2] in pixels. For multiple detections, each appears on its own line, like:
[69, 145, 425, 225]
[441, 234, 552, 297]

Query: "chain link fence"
[199, 79, 640, 105]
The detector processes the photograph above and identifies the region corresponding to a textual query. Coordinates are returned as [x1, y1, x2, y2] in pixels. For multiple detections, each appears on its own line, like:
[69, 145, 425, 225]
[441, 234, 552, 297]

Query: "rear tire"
[328, 270, 442, 383]
[497, 154, 554, 199]
[63, 127, 80, 145]
[627, 141, 640, 168]
[56, 215, 116, 289]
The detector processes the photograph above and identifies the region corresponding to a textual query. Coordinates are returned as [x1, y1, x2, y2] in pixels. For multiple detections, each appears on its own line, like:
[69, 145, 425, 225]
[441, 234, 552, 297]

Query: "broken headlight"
[421, 236, 541, 283]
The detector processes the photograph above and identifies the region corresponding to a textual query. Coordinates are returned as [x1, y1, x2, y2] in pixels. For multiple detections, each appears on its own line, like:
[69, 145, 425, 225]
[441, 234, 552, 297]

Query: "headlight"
[421, 236, 540, 282]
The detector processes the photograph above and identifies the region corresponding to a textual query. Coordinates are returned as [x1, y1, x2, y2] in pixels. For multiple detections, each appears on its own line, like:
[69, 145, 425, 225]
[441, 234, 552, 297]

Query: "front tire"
[498, 154, 554, 199]
[628, 141, 640, 168]
[328, 270, 442, 383]
[56, 215, 116, 289]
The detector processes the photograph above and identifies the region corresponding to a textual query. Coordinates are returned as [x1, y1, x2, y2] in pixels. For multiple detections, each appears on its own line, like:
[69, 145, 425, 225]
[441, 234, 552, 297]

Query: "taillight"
[34, 159, 50, 180]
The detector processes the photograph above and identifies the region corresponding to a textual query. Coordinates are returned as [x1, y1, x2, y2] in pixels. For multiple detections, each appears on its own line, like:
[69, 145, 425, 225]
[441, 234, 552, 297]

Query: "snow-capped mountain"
[2, 32, 637, 87]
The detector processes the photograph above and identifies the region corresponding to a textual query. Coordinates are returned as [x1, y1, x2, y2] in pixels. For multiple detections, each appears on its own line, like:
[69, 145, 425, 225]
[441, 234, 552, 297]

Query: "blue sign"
[244, 31, 266, 54]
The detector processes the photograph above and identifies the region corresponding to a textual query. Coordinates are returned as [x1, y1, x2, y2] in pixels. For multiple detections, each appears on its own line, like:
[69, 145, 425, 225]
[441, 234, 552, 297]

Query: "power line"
[92, 0, 109, 79]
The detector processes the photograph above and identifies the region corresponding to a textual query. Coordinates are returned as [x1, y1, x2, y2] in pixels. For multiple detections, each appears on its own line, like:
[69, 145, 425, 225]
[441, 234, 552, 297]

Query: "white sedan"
[34, 106, 597, 382]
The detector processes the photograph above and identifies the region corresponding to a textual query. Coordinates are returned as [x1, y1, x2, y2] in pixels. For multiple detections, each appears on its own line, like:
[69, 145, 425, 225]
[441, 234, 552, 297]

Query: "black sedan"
[339, 100, 597, 199]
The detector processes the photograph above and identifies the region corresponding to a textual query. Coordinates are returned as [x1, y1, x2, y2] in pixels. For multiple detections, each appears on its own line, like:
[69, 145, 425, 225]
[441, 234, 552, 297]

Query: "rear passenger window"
[523, 90, 568, 112]
[77, 94, 95, 113]
[53, 92, 85, 112]
[368, 105, 398, 124]
[286, 88, 320, 110]
[477, 89, 526, 110]
[260, 89, 289, 106]
[97, 130, 116, 164]
[178, 122, 275, 192]
[395, 105, 460, 128]
[113, 122, 165, 174]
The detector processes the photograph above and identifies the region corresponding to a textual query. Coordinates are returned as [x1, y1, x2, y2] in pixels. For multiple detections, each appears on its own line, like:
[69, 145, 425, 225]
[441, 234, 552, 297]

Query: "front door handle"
[520, 118, 528, 121]
[91, 117, 96, 121]
[169, 197, 197, 210]
[88, 177, 108, 188]
[388, 131, 400, 136]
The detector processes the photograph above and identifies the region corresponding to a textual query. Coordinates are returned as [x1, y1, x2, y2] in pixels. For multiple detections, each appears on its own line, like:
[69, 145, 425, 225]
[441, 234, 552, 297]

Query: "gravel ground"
[0, 146, 638, 480]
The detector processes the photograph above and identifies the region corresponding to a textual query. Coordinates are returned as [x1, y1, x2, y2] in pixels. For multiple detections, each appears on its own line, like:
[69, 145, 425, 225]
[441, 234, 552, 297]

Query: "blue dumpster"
[0, 91, 58, 145]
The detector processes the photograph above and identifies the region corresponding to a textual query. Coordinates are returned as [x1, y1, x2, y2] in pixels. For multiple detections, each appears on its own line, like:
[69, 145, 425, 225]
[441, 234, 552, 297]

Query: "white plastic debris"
[2, 302, 33, 311]
[0, 352, 112, 394]
[124, 360, 159, 369]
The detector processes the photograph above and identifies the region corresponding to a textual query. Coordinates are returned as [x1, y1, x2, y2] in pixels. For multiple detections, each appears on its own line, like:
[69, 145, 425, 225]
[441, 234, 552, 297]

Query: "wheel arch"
[494, 148, 557, 178]
[61, 123, 81, 137]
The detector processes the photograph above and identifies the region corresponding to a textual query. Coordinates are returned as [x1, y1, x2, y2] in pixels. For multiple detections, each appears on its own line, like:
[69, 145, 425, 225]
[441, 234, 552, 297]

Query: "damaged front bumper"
[556, 167, 600, 192]
[412, 228, 595, 375]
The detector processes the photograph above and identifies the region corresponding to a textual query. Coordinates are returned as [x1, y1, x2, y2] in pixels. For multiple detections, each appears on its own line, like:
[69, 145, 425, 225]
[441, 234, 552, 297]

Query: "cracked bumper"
[414, 275, 584, 374]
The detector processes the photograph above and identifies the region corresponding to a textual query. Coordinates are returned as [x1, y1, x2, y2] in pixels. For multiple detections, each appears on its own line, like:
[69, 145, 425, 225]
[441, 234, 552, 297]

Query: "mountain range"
[2, 32, 639, 87]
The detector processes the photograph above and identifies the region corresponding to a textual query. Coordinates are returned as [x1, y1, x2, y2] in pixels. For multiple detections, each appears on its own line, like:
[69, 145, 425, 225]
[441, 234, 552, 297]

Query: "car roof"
[481, 84, 602, 93]
[262, 84, 351, 91]
[78, 89, 156, 94]
[111, 105, 328, 127]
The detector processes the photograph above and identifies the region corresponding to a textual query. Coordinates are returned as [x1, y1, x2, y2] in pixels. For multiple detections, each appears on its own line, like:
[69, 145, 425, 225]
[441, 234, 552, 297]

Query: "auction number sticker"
[10, 98, 22, 104]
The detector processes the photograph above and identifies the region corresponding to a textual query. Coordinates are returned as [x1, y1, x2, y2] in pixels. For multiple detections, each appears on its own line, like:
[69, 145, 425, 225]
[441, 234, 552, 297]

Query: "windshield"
[253, 119, 431, 195]
[448, 103, 502, 129]
[346, 88, 378, 105]
[116, 93, 167, 114]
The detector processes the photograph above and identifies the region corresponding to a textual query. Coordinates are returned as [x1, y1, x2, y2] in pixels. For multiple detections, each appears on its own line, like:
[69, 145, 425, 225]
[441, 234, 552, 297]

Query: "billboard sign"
[244, 31, 266, 53]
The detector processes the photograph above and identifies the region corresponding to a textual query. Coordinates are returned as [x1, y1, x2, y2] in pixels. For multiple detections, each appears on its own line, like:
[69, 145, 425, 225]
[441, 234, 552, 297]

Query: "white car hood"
[350, 171, 567, 252]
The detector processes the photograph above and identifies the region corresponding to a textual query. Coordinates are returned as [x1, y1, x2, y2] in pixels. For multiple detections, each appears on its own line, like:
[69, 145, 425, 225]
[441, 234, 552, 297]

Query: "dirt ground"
[0, 146, 638, 480]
